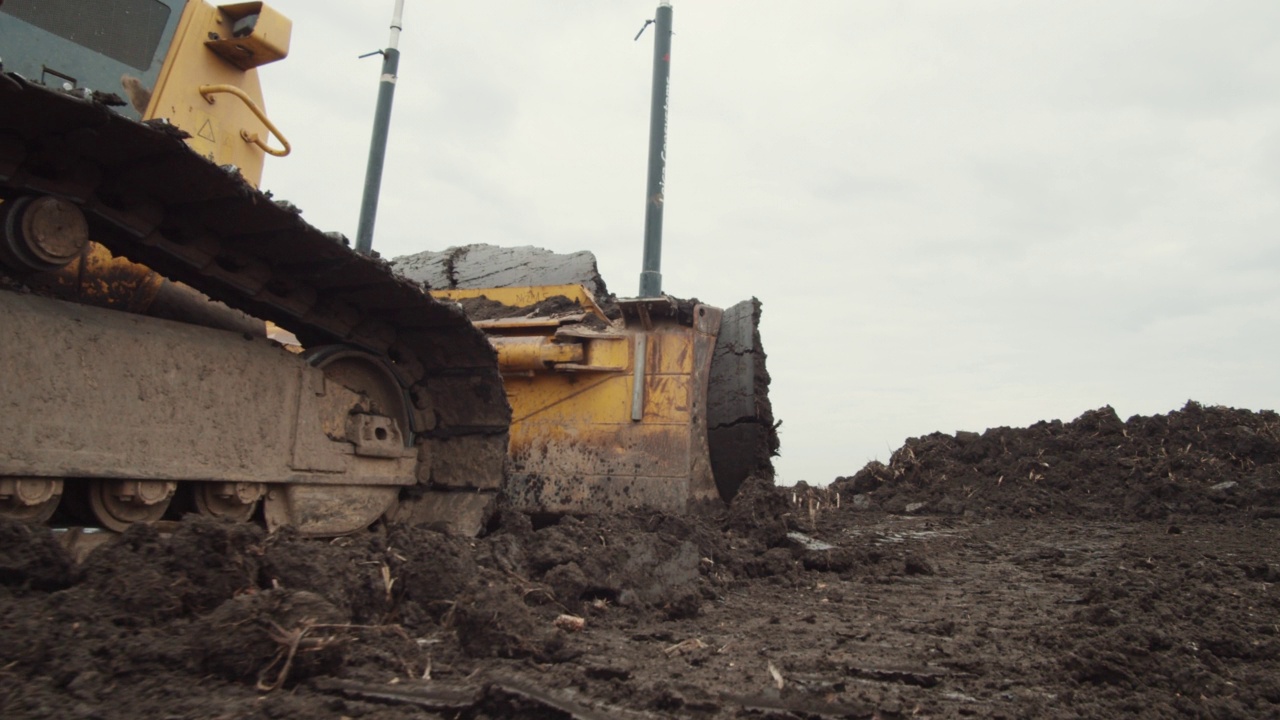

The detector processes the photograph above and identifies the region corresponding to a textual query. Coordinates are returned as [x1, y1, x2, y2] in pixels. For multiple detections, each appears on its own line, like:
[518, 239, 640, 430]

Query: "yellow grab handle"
[197, 84, 292, 157]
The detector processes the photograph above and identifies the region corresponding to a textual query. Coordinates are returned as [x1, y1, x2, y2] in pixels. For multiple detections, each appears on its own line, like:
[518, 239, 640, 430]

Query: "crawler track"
[0, 75, 509, 509]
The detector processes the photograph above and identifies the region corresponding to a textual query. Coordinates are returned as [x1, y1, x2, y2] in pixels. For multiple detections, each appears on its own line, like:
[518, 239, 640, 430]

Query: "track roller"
[192, 481, 265, 523]
[0, 477, 63, 524]
[87, 479, 177, 532]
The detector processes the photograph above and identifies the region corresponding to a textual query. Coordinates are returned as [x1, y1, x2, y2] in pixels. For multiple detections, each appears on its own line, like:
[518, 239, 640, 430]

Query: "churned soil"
[3, 402, 1279, 719]
[835, 401, 1280, 522]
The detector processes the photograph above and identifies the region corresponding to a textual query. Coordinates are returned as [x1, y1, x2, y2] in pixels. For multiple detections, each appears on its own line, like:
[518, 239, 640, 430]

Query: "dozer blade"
[396, 244, 778, 514]
[707, 298, 778, 502]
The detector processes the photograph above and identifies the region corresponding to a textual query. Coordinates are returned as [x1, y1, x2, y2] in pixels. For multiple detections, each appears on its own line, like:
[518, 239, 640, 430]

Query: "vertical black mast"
[355, 0, 405, 255]
[638, 1, 672, 297]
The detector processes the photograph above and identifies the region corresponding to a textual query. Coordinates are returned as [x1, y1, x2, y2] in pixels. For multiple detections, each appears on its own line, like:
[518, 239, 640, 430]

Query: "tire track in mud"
[707, 517, 1102, 717]
[535, 515, 1278, 719]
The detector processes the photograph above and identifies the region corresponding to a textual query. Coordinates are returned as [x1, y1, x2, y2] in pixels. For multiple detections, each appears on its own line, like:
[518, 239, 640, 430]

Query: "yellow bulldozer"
[0, 0, 776, 537]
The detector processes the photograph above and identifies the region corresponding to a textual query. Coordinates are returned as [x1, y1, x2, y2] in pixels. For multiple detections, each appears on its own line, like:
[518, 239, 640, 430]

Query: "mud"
[708, 298, 780, 501]
[392, 244, 613, 301]
[3, 403, 1279, 718]
[457, 293, 606, 328]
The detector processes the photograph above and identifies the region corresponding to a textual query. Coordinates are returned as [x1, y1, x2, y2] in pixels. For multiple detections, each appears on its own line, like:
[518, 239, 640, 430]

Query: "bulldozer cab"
[0, 0, 185, 117]
[1, 0, 291, 185]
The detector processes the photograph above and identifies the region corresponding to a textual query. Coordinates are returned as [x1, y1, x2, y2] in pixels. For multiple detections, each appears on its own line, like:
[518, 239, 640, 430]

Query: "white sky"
[257, 1, 1280, 485]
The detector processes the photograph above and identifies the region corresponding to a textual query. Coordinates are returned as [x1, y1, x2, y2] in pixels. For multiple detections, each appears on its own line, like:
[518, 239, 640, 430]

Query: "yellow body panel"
[205, 3, 292, 70]
[65, 2, 294, 313]
[577, 334, 630, 371]
[147, 1, 292, 186]
[440, 285, 723, 514]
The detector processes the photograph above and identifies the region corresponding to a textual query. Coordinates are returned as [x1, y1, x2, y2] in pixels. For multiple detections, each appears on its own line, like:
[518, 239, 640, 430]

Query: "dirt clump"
[193, 588, 347, 687]
[0, 522, 74, 594]
[75, 518, 264, 623]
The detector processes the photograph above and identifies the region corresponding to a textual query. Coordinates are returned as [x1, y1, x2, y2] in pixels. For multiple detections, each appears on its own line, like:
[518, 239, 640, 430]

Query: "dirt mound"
[835, 401, 1280, 521]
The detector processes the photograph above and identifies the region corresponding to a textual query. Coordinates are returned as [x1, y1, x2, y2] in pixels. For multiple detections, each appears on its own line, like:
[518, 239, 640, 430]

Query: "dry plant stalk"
[381, 563, 395, 602]
[663, 638, 708, 657]
[256, 621, 395, 692]
[553, 614, 586, 632]
[767, 660, 785, 690]
[257, 619, 335, 692]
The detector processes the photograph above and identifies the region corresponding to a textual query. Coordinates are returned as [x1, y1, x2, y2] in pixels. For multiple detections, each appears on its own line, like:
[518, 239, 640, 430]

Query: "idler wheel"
[0, 195, 89, 273]
[262, 346, 410, 536]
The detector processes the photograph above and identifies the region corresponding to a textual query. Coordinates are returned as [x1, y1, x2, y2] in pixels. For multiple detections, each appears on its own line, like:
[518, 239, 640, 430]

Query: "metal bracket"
[631, 333, 647, 421]
[348, 414, 407, 458]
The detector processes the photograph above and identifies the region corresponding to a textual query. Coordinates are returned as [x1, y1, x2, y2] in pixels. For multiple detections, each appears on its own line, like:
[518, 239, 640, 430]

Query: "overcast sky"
[257, 1, 1280, 485]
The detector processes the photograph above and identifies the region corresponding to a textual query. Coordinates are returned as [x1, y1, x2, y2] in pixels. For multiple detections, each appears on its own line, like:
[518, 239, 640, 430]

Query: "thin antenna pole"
[638, 1, 672, 297]
[355, 0, 406, 255]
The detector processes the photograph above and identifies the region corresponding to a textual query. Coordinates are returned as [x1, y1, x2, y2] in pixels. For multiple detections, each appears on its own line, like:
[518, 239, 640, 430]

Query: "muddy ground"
[3, 401, 1279, 719]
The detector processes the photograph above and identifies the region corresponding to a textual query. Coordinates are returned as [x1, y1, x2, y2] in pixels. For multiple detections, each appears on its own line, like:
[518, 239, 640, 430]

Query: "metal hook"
[634, 18, 654, 41]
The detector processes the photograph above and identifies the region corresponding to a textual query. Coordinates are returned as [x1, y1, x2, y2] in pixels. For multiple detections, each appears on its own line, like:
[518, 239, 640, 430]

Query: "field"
[2, 402, 1278, 719]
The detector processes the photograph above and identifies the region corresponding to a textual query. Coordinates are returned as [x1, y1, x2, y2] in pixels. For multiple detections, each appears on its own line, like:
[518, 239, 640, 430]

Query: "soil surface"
[4, 402, 1279, 719]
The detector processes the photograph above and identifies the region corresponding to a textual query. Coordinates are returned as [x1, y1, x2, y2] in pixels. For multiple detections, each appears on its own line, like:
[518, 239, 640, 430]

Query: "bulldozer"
[0, 0, 776, 537]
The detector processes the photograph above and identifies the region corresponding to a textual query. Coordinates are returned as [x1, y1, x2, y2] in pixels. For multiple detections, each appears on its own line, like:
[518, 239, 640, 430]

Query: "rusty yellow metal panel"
[431, 283, 725, 514]
[646, 330, 697, 376]
[497, 305, 723, 514]
[147, 1, 291, 186]
[575, 335, 629, 371]
[27, 242, 163, 313]
[642, 374, 692, 420]
[503, 374, 625, 423]
[501, 324, 694, 426]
